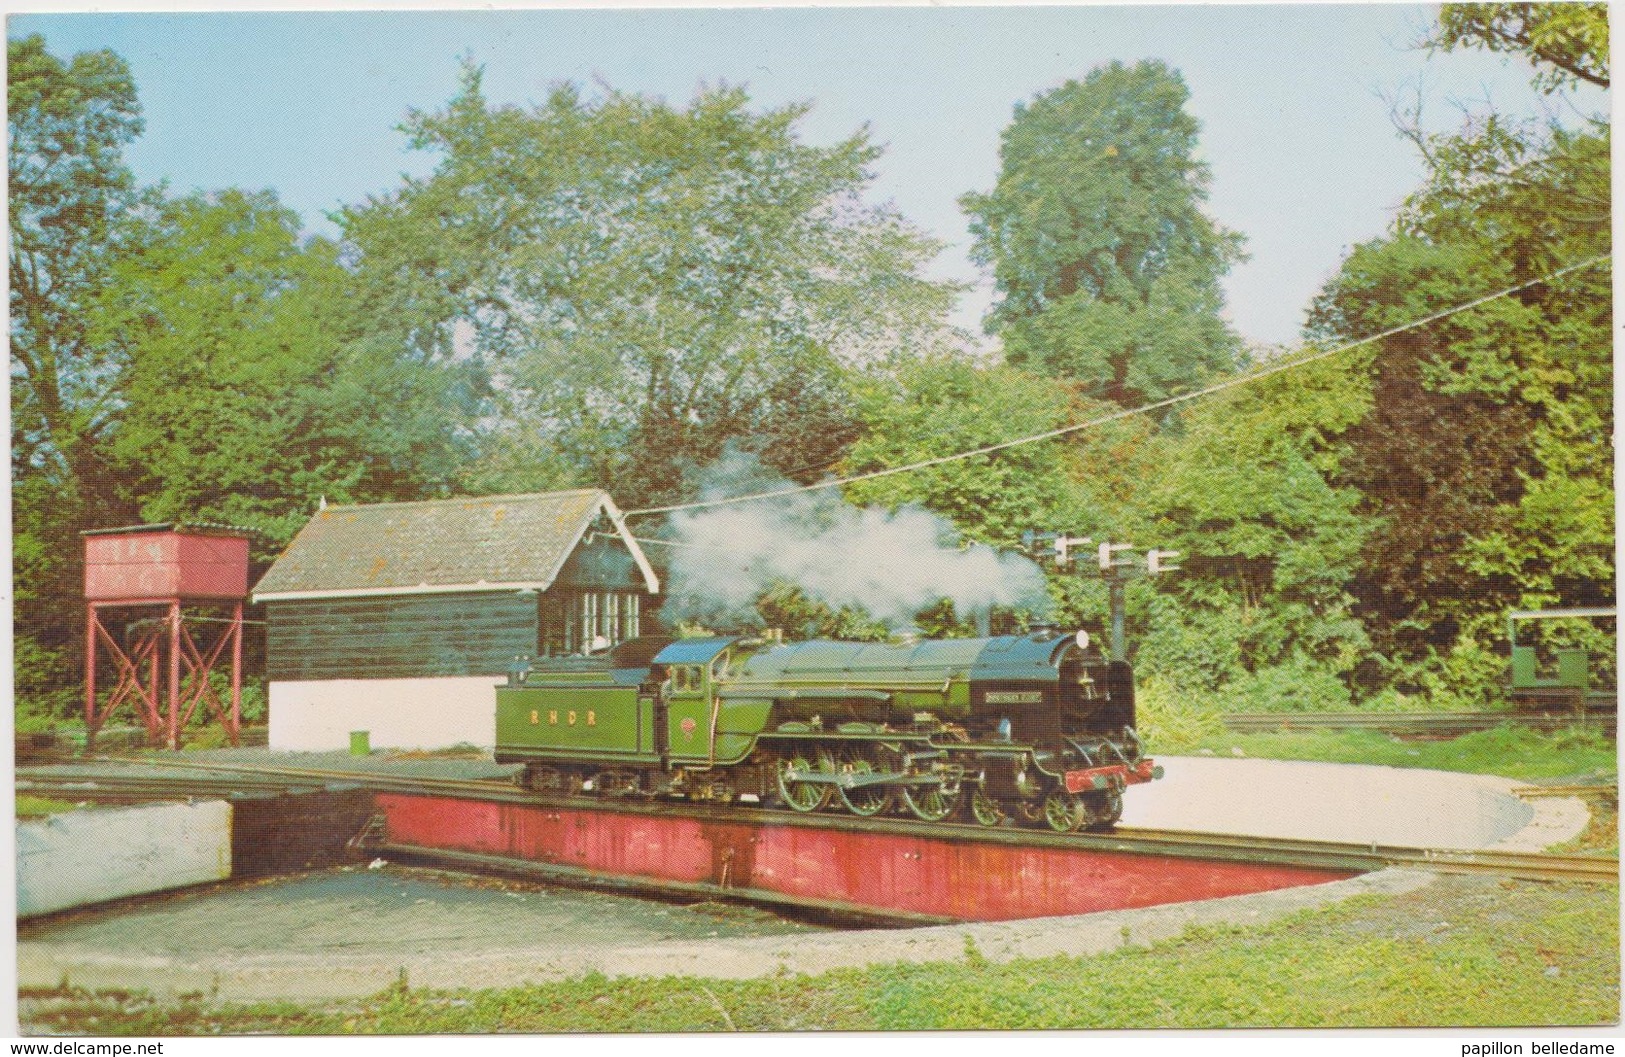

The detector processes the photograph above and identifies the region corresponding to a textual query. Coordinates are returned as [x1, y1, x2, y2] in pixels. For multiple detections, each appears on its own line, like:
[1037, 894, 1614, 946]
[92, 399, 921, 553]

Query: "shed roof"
[252, 490, 659, 602]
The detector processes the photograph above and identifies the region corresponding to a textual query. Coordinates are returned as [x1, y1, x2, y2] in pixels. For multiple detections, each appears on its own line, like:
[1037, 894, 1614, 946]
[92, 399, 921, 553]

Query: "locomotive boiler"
[494, 628, 1159, 832]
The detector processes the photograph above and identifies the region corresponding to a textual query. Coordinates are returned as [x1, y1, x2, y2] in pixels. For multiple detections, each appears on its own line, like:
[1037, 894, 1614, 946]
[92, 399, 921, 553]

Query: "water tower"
[83, 523, 251, 749]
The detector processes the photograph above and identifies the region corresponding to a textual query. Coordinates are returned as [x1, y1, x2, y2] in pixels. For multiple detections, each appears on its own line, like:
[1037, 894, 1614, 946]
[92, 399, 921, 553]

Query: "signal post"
[1022, 530, 1181, 658]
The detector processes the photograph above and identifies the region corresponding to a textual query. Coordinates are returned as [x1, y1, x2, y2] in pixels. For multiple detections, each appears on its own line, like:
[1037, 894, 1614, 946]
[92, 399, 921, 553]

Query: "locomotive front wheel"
[1083, 790, 1124, 832]
[902, 782, 960, 823]
[837, 751, 894, 817]
[1042, 791, 1089, 833]
[968, 788, 1005, 827]
[776, 753, 831, 813]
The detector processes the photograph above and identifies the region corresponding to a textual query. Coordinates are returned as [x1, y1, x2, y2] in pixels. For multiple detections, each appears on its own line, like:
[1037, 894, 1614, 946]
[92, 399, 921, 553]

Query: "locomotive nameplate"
[984, 691, 1043, 704]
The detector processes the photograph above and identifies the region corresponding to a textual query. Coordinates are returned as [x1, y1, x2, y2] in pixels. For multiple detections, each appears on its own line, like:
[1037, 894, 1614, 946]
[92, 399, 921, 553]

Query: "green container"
[1510, 646, 1540, 689]
[349, 730, 370, 756]
[1555, 648, 1590, 689]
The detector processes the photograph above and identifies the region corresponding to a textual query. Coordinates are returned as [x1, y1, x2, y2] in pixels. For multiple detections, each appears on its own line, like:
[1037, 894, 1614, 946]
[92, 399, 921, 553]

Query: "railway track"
[1222, 709, 1615, 735]
[19, 755, 1617, 886]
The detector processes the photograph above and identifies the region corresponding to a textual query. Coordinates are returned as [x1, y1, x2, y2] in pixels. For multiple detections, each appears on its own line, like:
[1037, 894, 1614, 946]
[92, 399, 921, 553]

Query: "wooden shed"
[252, 490, 660, 751]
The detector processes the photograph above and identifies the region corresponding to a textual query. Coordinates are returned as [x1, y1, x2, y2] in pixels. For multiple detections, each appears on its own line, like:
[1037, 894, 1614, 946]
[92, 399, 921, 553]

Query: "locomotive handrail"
[721, 677, 955, 691]
[718, 687, 892, 702]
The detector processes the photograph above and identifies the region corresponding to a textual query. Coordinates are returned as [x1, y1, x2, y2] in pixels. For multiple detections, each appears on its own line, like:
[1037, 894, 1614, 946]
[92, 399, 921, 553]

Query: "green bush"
[1210, 655, 1354, 713]
[1135, 675, 1225, 752]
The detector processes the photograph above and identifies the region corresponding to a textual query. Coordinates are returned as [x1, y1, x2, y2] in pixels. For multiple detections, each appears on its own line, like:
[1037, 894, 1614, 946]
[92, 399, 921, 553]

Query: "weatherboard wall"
[265, 591, 537, 682]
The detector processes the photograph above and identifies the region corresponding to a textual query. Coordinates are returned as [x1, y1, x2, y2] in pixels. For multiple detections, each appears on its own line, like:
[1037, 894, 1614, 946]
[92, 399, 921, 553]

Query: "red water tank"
[83, 524, 250, 602]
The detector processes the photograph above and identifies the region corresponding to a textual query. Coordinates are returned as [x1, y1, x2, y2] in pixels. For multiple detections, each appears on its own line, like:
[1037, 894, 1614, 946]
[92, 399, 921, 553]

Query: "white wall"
[18, 801, 233, 917]
[269, 676, 501, 751]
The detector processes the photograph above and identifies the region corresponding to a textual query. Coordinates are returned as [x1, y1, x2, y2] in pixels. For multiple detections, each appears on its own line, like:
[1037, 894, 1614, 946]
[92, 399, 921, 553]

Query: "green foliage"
[962, 60, 1244, 405]
[1306, 122, 1612, 684]
[9, 33, 147, 502]
[841, 352, 1080, 547]
[1132, 675, 1226, 751]
[753, 581, 891, 642]
[343, 65, 957, 510]
[95, 188, 472, 552]
[1433, 3, 1609, 93]
[1108, 353, 1374, 701]
[10, 35, 147, 723]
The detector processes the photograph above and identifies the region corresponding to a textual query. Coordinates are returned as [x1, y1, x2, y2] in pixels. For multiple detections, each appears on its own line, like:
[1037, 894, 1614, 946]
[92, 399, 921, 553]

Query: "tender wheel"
[776, 752, 831, 813]
[902, 780, 960, 823]
[968, 787, 1005, 827]
[1043, 791, 1089, 833]
[519, 764, 563, 793]
[837, 750, 894, 816]
[1083, 790, 1123, 832]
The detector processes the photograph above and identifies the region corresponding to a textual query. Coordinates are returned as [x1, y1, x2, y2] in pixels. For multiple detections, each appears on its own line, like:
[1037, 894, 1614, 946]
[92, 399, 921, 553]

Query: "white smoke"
[659, 453, 1050, 632]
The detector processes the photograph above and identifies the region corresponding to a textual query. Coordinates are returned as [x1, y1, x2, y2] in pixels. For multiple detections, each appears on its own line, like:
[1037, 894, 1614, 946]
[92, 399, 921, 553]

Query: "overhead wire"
[623, 253, 1611, 519]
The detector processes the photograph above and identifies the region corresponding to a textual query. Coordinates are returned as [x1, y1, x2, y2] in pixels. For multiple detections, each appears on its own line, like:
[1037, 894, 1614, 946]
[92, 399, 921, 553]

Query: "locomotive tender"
[494, 628, 1160, 832]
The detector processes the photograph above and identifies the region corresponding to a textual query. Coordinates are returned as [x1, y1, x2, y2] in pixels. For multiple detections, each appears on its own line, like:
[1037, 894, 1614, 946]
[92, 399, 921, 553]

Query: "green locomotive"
[494, 628, 1160, 832]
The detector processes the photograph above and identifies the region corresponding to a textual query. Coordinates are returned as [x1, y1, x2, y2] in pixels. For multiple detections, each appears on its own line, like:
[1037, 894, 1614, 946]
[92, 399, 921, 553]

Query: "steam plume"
[659, 453, 1049, 632]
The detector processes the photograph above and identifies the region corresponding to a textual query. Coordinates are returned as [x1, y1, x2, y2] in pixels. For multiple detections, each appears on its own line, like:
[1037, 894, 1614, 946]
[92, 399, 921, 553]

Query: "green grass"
[21, 877, 1618, 1033]
[16, 796, 83, 818]
[1178, 723, 1617, 782]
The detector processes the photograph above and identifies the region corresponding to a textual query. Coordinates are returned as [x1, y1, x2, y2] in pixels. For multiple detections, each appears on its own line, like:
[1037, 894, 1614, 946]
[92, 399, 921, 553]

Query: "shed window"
[540, 590, 644, 656]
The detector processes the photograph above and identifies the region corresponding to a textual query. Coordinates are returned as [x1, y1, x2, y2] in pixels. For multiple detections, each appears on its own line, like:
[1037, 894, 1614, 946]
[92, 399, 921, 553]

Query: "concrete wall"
[269, 676, 499, 751]
[18, 801, 232, 918]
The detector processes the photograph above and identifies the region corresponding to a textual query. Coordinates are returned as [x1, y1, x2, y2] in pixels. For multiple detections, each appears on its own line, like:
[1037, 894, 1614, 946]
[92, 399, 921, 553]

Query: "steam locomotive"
[494, 627, 1159, 832]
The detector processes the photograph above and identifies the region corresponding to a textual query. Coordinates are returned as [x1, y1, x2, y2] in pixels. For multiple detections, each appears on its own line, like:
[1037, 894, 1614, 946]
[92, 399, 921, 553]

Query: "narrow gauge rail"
[1222, 709, 1616, 735]
[1512, 784, 1617, 801]
[23, 757, 1616, 886]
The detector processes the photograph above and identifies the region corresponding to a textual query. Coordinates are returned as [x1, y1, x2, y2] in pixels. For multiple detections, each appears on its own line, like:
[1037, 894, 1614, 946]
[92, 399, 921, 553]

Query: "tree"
[95, 189, 475, 547]
[342, 66, 958, 509]
[1130, 355, 1374, 706]
[839, 351, 1082, 548]
[10, 34, 146, 505]
[1306, 48, 1611, 691]
[10, 34, 149, 722]
[961, 60, 1244, 405]
[1433, 3, 1609, 92]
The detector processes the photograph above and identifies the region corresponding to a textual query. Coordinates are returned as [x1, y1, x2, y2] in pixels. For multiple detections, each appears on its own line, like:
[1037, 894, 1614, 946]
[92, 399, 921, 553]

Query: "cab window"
[672, 665, 703, 693]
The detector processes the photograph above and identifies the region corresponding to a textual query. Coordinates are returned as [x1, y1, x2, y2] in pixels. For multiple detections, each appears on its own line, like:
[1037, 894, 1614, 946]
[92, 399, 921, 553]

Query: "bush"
[1134, 675, 1225, 752]
[1211, 656, 1354, 713]
[1392, 637, 1513, 711]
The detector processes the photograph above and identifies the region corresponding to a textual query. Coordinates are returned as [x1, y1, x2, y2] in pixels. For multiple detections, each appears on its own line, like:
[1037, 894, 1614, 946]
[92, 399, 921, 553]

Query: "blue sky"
[11, 5, 1606, 348]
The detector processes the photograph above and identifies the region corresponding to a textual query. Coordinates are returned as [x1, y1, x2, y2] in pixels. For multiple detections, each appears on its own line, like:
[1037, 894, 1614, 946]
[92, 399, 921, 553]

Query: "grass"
[16, 796, 83, 818]
[20, 876, 1617, 1033]
[1177, 723, 1617, 783]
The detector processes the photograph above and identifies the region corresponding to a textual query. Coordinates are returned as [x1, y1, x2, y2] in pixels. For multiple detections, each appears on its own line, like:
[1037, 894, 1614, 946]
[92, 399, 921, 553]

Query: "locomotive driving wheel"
[837, 748, 894, 816]
[902, 778, 960, 823]
[1042, 790, 1089, 833]
[968, 787, 1005, 827]
[776, 749, 833, 813]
